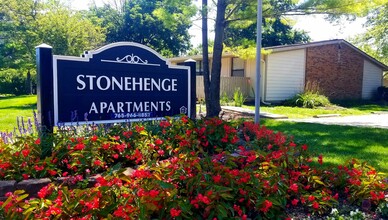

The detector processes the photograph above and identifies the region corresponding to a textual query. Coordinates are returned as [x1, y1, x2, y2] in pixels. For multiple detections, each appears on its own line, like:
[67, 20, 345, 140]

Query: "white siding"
[362, 60, 383, 99]
[265, 49, 306, 102]
[246, 58, 265, 97]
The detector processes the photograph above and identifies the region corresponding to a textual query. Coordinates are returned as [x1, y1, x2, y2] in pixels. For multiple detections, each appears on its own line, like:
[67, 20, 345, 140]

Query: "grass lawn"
[261, 119, 388, 173]
[0, 95, 37, 132]
[243, 104, 388, 119]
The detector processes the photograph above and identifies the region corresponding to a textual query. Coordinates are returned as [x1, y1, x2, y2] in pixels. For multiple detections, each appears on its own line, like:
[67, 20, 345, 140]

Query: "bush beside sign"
[36, 42, 193, 128]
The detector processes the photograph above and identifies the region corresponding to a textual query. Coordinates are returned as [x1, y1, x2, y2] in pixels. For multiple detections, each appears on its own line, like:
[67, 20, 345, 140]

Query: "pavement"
[285, 113, 388, 129]
[221, 106, 388, 129]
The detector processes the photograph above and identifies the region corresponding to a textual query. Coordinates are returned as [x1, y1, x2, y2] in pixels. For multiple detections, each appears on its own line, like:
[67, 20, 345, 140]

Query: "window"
[196, 60, 203, 75]
[231, 58, 245, 77]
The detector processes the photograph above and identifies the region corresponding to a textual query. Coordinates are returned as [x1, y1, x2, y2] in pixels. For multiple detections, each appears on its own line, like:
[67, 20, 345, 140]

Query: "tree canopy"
[0, 0, 105, 69]
[225, 17, 311, 48]
[91, 0, 196, 57]
[352, 3, 388, 67]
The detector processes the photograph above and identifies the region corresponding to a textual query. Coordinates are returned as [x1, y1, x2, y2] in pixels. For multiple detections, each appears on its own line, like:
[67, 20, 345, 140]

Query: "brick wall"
[305, 43, 364, 99]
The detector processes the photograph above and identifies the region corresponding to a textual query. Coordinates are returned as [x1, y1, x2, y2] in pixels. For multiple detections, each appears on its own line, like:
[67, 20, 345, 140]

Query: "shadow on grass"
[260, 119, 388, 173]
[0, 103, 37, 110]
[332, 99, 388, 112]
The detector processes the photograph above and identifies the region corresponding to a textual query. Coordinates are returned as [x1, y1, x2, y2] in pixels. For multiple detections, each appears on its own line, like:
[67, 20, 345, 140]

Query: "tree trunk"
[202, 0, 211, 117]
[206, 0, 227, 117]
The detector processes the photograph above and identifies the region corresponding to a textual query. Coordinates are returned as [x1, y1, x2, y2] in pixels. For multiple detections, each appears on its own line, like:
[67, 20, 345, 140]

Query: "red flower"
[213, 174, 222, 183]
[38, 186, 49, 199]
[260, 200, 273, 213]
[233, 204, 243, 216]
[308, 195, 315, 202]
[48, 170, 57, 176]
[159, 120, 171, 128]
[34, 165, 44, 171]
[318, 155, 323, 165]
[34, 138, 41, 145]
[272, 150, 283, 159]
[94, 160, 102, 166]
[170, 208, 181, 217]
[289, 183, 298, 193]
[302, 144, 308, 151]
[74, 143, 85, 150]
[45, 205, 61, 216]
[291, 199, 299, 206]
[181, 116, 188, 123]
[22, 174, 29, 180]
[157, 149, 165, 156]
[367, 169, 377, 176]
[113, 154, 119, 159]
[312, 201, 319, 209]
[90, 135, 98, 142]
[155, 139, 163, 145]
[149, 190, 159, 197]
[21, 149, 30, 157]
[197, 193, 211, 205]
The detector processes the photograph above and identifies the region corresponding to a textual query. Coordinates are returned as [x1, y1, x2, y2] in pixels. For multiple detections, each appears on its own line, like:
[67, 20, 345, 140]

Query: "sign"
[49, 42, 190, 126]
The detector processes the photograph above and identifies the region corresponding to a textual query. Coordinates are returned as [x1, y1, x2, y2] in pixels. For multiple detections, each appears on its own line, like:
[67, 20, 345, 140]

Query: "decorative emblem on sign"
[101, 54, 160, 66]
[180, 106, 188, 114]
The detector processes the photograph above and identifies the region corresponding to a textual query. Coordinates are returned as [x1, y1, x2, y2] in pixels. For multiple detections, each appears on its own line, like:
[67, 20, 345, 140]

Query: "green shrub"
[0, 69, 36, 95]
[377, 86, 388, 101]
[286, 91, 331, 108]
[220, 92, 231, 106]
[233, 87, 246, 107]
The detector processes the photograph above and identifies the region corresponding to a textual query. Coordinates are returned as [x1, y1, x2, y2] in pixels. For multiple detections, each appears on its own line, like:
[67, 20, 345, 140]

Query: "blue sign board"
[52, 42, 191, 126]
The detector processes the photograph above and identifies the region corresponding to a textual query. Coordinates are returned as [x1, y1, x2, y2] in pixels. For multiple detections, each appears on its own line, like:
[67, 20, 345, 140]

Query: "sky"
[71, 0, 366, 47]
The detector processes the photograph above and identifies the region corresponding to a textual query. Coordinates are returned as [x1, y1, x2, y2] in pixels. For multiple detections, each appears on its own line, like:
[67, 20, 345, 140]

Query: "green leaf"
[158, 180, 175, 189]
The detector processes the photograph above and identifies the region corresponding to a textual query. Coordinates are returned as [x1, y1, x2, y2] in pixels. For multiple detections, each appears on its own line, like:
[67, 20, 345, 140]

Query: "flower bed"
[0, 116, 387, 219]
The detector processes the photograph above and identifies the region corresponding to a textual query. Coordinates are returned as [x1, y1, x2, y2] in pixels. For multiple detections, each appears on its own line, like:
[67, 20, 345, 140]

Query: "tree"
[225, 17, 311, 48]
[35, 5, 106, 56]
[0, 0, 40, 69]
[203, 0, 386, 117]
[0, 0, 105, 69]
[352, 3, 388, 68]
[91, 0, 196, 57]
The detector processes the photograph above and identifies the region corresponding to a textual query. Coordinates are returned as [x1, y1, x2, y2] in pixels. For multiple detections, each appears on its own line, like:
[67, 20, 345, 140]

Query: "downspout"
[261, 58, 271, 105]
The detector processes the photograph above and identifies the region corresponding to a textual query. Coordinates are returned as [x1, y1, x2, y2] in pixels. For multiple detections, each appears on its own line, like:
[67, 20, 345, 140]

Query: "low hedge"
[0, 69, 36, 95]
